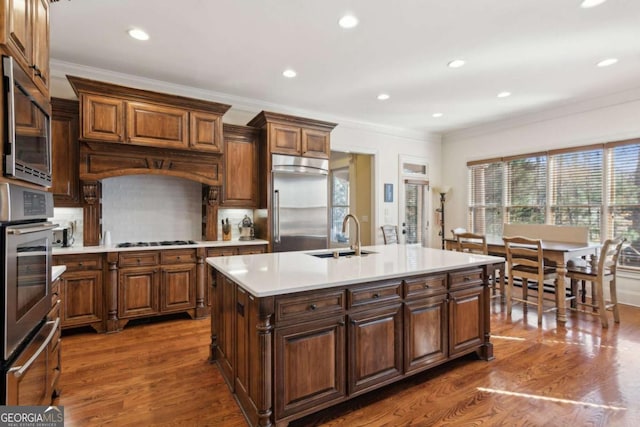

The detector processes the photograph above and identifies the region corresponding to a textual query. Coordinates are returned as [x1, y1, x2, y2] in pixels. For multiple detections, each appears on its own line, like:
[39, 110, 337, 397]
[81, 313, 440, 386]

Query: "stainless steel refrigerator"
[271, 154, 329, 252]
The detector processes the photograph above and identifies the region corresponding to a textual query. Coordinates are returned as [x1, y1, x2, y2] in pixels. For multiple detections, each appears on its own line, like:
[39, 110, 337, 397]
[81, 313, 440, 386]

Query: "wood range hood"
[67, 75, 232, 245]
[67, 75, 231, 186]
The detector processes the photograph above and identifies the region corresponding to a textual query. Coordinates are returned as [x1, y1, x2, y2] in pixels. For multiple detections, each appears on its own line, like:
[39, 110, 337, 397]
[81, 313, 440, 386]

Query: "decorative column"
[82, 181, 102, 246]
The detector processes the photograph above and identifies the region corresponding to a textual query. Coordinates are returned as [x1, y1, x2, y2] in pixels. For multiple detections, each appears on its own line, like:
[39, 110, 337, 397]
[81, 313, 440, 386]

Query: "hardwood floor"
[58, 301, 640, 426]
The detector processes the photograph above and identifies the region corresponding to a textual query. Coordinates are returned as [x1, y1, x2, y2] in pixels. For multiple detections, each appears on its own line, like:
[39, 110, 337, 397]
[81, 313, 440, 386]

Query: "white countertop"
[53, 239, 268, 255]
[52, 265, 67, 281]
[207, 244, 504, 297]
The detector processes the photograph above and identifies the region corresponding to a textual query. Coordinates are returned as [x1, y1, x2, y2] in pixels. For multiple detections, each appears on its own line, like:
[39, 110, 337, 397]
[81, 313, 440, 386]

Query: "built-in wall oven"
[1, 182, 56, 405]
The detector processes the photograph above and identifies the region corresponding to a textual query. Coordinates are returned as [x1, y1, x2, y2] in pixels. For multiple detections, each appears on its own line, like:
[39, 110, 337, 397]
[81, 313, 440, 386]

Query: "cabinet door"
[51, 98, 80, 206]
[160, 264, 196, 312]
[301, 128, 330, 159]
[81, 94, 125, 142]
[348, 304, 403, 395]
[118, 267, 160, 318]
[223, 136, 258, 207]
[32, 0, 49, 92]
[274, 316, 346, 419]
[3, 0, 32, 68]
[449, 286, 484, 356]
[126, 101, 188, 149]
[268, 123, 301, 155]
[217, 274, 236, 384]
[60, 270, 103, 328]
[404, 295, 448, 374]
[189, 111, 223, 153]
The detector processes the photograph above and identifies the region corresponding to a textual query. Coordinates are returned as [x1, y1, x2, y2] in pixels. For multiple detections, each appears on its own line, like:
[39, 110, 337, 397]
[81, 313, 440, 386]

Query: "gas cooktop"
[115, 240, 197, 248]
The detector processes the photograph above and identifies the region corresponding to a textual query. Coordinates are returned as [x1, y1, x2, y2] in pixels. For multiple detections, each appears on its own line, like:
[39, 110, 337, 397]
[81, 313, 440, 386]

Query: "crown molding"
[50, 59, 438, 143]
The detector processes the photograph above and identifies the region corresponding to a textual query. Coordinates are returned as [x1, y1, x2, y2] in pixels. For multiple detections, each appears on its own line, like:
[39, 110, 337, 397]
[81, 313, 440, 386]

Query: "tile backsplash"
[52, 175, 255, 246]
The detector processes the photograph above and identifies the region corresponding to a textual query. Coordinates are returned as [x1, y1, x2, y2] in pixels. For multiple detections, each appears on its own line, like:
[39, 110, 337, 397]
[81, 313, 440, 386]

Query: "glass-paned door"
[330, 167, 350, 244]
[404, 180, 429, 245]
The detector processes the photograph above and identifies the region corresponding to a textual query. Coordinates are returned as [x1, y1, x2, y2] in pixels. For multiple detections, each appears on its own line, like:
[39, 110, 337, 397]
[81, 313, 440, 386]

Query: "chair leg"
[570, 278, 578, 309]
[610, 277, 620, 324]
[537, 281, 543, 325]
[507, 275, 513, 316]
[522, 278, 528, 304]
[581, 280, 586, 304]
[499, 268, 506, 302]
[595, 280, 608, 328]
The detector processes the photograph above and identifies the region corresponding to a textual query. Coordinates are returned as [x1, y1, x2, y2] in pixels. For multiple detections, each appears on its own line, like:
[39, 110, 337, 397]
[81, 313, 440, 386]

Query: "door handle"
[9, 319, 59, 378]
[273, 189, 280, 243]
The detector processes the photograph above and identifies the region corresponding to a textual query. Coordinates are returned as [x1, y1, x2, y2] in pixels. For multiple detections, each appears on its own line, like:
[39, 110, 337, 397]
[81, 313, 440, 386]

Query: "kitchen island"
[207, 244, 504, 427]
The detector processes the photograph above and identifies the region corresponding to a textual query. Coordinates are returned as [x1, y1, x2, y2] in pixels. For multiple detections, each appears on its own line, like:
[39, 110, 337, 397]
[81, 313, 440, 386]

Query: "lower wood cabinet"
[118, 249, 197, 320]
[54, 253, 104, 332]
[347, 304, 403, 396]
[211, 265, 497, 427]
[48, 277, 62, 401]
[274, 316, 346, 419]
[404, 294, 448, 374]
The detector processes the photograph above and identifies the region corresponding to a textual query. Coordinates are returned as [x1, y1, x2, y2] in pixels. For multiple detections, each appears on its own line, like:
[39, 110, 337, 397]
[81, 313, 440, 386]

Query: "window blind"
[608, 143, 640, 266]
[504, 155, 546, 225]
[549, 148, 603, 241]
[468, 162, 503, 237]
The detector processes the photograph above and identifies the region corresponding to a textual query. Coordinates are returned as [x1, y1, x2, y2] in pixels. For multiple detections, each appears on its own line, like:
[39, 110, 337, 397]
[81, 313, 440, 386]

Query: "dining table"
[483, 237, 600, 323]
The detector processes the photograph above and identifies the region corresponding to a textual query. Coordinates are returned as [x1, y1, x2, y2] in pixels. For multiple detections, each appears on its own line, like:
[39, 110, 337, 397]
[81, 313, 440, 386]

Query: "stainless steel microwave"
[2, 55, 52, 188]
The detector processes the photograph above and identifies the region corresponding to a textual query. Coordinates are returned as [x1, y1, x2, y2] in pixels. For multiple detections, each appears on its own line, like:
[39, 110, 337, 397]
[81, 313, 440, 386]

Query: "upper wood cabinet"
[51, 98, 80, 206]
[1, 0, 50, 95]
[247, 111, 337, 159]
[67, 76, 230, 152]
[222, 124, 259, 207]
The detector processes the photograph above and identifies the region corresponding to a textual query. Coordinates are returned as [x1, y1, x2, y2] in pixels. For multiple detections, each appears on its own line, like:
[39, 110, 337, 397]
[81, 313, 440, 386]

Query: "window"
[467, 140, 640, 268]
[549, 148, 603, 241]
[330, 167, 349, 244]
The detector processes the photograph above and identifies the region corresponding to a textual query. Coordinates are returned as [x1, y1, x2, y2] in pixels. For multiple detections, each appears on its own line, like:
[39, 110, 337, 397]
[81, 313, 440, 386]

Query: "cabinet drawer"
[404, 274, 447, 299]
[54, 254, 103, 271]
[449, 268, 484, 289]
[47, 299, 61, 321]
[348, 281, 402, 309]
[119, 251, 160, 267]
[51, 279, 60, 307]
[207, 247, 239, 257]
[237, 245, 266, 255]
[161, 249, 197, 264]
[276, 290, 345, 323]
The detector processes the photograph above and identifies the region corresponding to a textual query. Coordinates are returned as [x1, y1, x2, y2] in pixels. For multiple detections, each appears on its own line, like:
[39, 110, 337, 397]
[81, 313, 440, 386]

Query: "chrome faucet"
[342, 214, 361, 256]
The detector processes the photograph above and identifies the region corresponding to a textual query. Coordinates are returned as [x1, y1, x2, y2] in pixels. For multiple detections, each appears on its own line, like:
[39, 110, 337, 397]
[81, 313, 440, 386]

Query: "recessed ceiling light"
[128, 28, 149, 41]
[497, 91, 511, 98]
[580, 0, 607, 8]
[597, 58, 618, 67]
[338, 14, 359, 29]
[432, 113, 443, 118]
[282, 69, 297, 78]
[377, 93, 390, 101]
[447, 59, 465, 68]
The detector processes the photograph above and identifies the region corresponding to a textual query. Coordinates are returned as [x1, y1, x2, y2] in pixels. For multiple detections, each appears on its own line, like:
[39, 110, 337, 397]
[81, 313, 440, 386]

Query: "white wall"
[442, 94, 640, 306]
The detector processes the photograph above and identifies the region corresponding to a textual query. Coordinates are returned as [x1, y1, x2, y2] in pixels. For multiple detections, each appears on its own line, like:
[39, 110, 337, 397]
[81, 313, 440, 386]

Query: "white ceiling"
[49, 0, 640, 135]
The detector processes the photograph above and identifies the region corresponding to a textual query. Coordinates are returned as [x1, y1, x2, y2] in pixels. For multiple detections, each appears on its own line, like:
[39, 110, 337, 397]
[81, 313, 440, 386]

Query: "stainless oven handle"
[8, 318, 59, 379]
[6, 222, 58, 235]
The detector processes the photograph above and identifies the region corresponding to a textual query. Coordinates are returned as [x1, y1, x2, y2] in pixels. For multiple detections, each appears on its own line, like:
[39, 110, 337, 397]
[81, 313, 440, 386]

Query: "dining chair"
[503, 236, 558, 325]
[455, 232, 505, 300]
[381, 225, 399, 244]
[567, 236, 625, 328]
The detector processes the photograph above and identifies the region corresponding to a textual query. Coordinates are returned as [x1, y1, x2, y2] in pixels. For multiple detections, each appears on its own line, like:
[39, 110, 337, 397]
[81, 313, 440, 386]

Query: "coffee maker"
[238, 215, 255, 241]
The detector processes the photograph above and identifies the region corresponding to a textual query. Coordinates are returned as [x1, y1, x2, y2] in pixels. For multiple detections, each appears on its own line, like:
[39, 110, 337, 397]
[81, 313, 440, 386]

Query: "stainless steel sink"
[308, 249, 375, 259]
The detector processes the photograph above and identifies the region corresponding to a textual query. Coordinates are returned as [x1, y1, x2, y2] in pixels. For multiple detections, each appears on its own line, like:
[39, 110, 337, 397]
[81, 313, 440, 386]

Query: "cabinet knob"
[78, 262, 83, 267]
[373, 293, 380, 299]
[309, 303, 317, 311]
[463, 276, 471, 282]
[177, 256, 181, 260]
[424, 284, 430, 289]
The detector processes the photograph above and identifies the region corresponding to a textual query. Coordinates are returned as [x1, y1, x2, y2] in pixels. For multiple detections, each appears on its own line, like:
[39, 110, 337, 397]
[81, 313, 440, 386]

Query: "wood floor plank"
[57, 301, 640, 426]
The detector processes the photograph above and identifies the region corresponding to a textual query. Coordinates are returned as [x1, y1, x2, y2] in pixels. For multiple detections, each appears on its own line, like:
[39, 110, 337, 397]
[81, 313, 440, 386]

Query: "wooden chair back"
[503, 236, 546, 281]
[598, 236, 626, 280]
[455, 232, 488, 255]
[381, 225, 399, 244]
